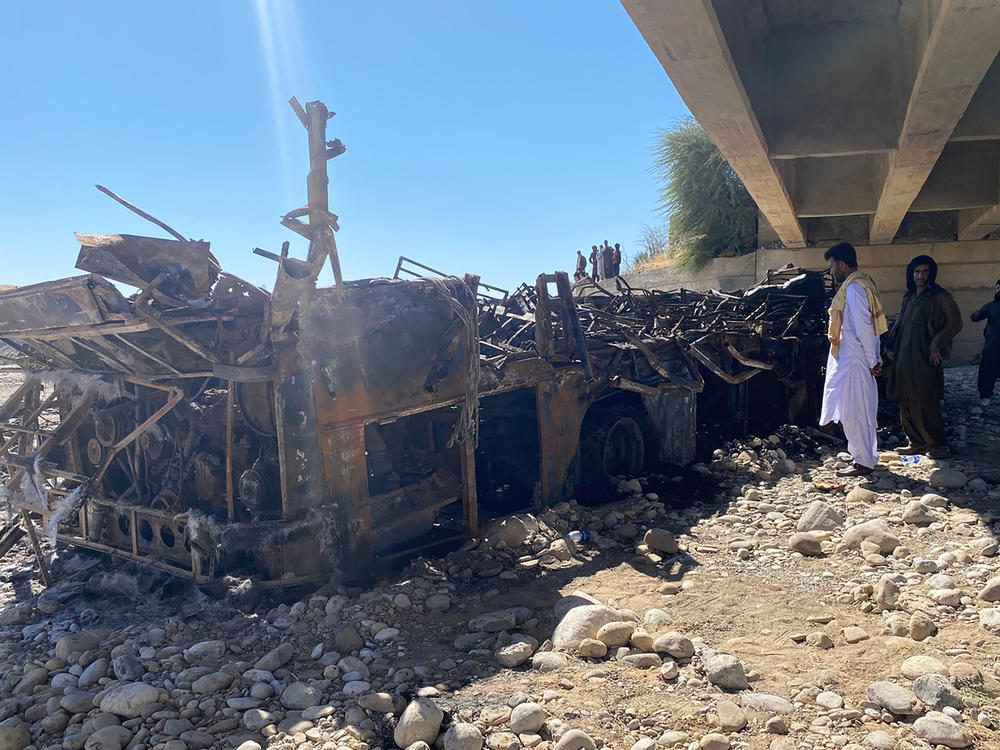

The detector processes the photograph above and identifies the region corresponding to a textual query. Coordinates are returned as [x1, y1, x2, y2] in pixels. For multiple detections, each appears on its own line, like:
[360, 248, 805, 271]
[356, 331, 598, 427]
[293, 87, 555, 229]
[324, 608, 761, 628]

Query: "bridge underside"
[622, 0, 1000, 247]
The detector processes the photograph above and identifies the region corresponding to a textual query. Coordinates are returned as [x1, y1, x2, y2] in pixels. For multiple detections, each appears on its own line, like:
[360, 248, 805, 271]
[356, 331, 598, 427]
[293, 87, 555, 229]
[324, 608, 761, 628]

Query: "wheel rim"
[602, 417, 644, 476]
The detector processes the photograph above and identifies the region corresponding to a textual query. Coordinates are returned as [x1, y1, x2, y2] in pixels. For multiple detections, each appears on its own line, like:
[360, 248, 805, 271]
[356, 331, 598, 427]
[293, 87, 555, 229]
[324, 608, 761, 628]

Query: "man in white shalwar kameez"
[820, 242, 888, 478]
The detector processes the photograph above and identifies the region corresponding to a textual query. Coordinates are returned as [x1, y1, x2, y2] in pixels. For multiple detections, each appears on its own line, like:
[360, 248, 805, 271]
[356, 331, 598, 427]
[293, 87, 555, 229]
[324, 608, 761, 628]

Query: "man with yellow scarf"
[820, 243, 888, 477]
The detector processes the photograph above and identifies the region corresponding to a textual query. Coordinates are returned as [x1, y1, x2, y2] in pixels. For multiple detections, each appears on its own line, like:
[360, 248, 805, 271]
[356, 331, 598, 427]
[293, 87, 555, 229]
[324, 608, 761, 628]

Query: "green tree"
[653, 118, 758, 271]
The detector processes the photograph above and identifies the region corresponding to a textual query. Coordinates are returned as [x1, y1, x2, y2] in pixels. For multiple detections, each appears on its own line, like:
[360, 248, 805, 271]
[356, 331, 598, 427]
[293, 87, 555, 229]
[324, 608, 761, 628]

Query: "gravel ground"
[2, 367, 1000, 750]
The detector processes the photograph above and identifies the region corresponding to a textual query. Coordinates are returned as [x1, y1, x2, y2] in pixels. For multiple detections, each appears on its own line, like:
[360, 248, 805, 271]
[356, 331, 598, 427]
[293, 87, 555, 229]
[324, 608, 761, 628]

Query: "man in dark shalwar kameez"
[886, 255, 963, 458]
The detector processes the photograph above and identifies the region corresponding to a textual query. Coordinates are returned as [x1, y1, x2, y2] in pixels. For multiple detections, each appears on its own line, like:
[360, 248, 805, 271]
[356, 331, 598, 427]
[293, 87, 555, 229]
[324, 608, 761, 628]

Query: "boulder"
[704, 653, 748, 691]
[99, 682, 161, 718]
[788, 532, 823, 556]
[902, 500, 936, 526]
[444, 723, 484, 750]
[394, 698, 444, 749]
[281, 681, 321, 710]
[255, 643, 293, 672]
[929, 469, 968, 490]
[509, 702, 546, 734]
[843, 520, 899, 554]
[913, 674, 963, 710]
[652, 632, 694, 659]
[55, 631, 103, 661]
[0, 727, 30, 750]
[914, 712, 973, 748]
[552, 605, 622, 651]
[553, 729, 597, 750]
[182, 639, 226, 666]
[865, 682, 923, 716]
[643, 528, 678, 554]
[978, 576, 1000, 602]
[797, 500, 843, 532]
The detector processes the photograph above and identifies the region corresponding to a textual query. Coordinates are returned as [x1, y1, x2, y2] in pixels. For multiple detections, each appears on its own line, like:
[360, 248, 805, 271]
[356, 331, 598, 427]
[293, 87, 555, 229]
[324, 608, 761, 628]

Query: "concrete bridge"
[621, 0, 1000, 247]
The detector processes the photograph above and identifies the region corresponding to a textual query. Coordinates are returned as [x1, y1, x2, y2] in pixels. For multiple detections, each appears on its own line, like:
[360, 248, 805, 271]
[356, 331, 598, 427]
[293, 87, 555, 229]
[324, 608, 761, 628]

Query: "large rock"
[979, 608, 1000, 634]
[79, 657, 109, 688]
[13, 667, 48, 694]
[704, 653, 748, 691]
[910, 611, 939, 641]
[193, 671, 233, 694]
[112, 654, 143, 682]
[510, 702, 547, 733]
[468, 608, 524, 633]
[901, 655, 948, 679]
[788, 532, 822, 556]
[552, 605, 622, 651]
[596, 622, 635, 647]
[444, 723, 484, 750]
[797, 500, 843, 532]
[554, 729, 597, 750]
[394, 698, 444, 748]
[739, 693, 794, 716]
[61, 691, 97, 713]
[99, 682, 161, 718]
[866, 682, 923, 716]
[242, 709, 277, 732]
[715, 700, 747, 731]
[643, 528, 678, 554]
[281, 682, 321, 710]
[0, 727, 30, 750]
[478, 513, 539, 549]
[913, 674, 963, 710]
[652, 632, 694, 659]
[929, 469, 968, 489]
[531, 652, 569, 672]
[978, 576, 1000, 602]
[55, 631, 103, 661]
[873, 575, 899, 611]
[84, 725, 132, 750]
[843, 520, 899, 554]
[902, 500, 936, 526]
[914, 712, 973, 748]
[846, 486, 877, 504]
[552, 591, 604, 620]
[183, 639, 226, 666]
[255, 643, 293, 672]
[495, 642, 534, 668]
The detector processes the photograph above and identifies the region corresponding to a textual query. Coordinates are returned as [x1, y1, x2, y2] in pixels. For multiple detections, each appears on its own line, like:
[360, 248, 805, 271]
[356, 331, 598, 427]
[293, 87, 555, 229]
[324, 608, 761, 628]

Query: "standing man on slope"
[886, 255, 963, 457]
[820, 242, 888, 478]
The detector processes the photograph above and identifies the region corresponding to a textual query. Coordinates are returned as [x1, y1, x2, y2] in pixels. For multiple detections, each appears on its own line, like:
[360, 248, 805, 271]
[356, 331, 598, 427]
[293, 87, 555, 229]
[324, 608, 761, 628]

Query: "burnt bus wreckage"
[0, 99, 831, 587]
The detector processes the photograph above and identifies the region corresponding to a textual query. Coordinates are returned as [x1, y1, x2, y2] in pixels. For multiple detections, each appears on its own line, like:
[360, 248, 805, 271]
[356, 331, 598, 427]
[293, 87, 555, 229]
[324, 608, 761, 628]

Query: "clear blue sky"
[0, 1, 688, 293]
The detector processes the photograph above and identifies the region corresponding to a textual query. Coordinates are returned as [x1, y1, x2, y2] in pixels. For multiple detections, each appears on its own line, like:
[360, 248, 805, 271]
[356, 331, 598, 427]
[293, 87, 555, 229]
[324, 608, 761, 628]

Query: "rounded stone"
[596, 621, 635, 647]
[789, 532, 823, 556]
[578, 638, 608, 659]
[866, 682, 923, 716]
[394, 698, 444, 748]
[553, 729, 597, 750]
[509, 702, 546, 734]
[901, 655, 948, 679]
[652, 632, 694, 659]
[281, 681, 321, 710]
[699, 733, 730, 750]
[0, 727, 30, 750]
[443, 723, 484, 750]
[98, 682, 161, 718]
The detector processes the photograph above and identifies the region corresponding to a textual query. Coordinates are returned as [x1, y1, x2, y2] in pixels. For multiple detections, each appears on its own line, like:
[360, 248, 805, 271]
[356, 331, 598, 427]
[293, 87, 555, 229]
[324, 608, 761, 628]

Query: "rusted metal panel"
[304, 279, 478, 424]
[536, 369, 590, 508]
[0, 275, 127, 333]
[76, 234, 217, 299]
